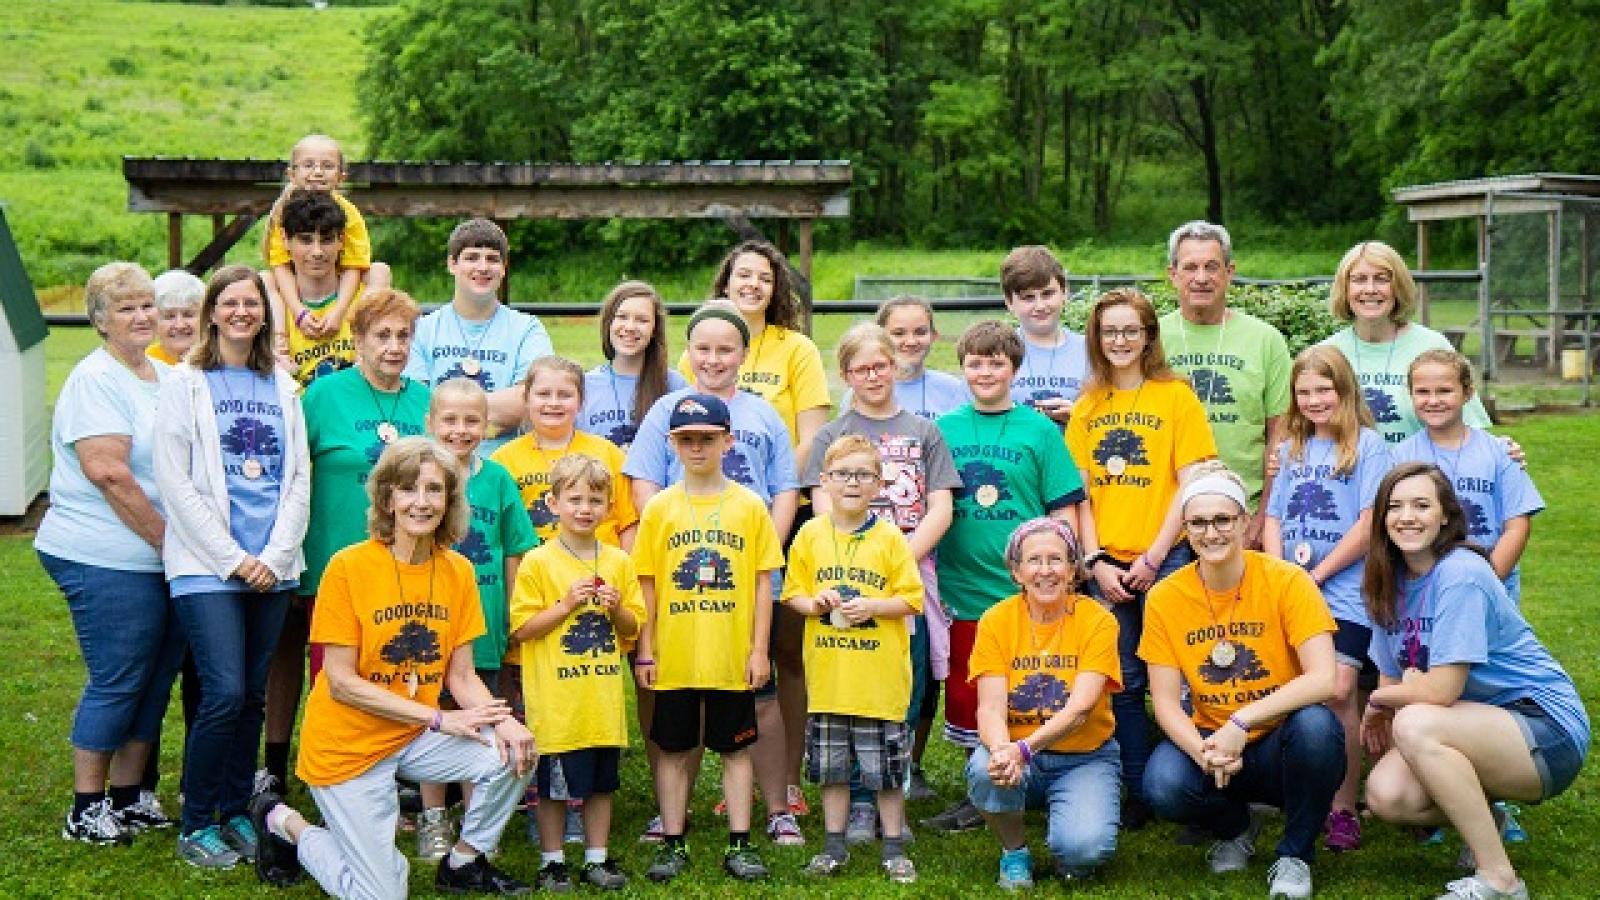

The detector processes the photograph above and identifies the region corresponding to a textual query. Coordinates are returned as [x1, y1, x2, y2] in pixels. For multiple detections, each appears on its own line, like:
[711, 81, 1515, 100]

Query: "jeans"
[966, 740, 1122, 872]
[173, 589, 291, 832]
[40, 553, 184, 753]
[1143, 704, 1345, 862]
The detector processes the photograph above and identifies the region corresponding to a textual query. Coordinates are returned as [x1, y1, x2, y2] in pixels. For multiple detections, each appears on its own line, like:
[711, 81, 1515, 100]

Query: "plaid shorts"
[804, 713, 910, 789]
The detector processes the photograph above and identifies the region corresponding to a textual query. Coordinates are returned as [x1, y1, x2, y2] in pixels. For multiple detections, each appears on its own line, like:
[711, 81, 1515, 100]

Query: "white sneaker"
[62, 798, 131, 845]
[1267, 856, 1312, 899]
[415, 807, 452, 861]
[1436, 875, 1530, 900]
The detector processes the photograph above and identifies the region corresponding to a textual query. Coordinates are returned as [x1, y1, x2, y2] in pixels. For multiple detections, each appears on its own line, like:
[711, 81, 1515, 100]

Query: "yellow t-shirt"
[968, 594, 1121, 753]
[783, 516, 923, 721]
[266, 190, 372, 270]
[1138, 551, 1335, 741]
[297, 540, 485, 786]
[632, 481, 783, 691]
[1066, 378, 1217, 562]
[146, 342, 180, 366]
[490, 430, 638, 547]
[510, 539, 646, 754]
[678, 323, 829, 449]
[286, 282, 363, 388]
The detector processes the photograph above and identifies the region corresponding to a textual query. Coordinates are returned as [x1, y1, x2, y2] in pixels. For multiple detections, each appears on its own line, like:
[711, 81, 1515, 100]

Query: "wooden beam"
[183, 214, 259, 276]
[167, 213, 182, 270]
[1416, 221, 1431, 325]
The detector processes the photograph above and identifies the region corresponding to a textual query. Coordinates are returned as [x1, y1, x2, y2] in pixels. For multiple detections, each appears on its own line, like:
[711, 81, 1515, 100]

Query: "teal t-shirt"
[300, 368, 432, 595]
[461, 458, 540, 670]
[1161, 308, 1291, 504]
[1321, 324, 1492, 445]
[935, 403, 1085, 620]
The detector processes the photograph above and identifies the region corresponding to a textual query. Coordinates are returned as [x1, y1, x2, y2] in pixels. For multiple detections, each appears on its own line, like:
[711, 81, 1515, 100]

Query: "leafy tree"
[1364, 387, 1400, 424]
[959, 460, 1013, 505]
[1462, 496, 1492, 538]
[527, 492, 559, 531]
[561, 611, 617, 658]
[457, 528, 492, 565]
[1189, 369, 1235, 404]
[722, 450, 753, 486]
[381, 621, 443, 667]
[672, 548, 735, 593]
[1197, 642, 1269, 686]
[220, 417, 280, 457]
[438, 361, 493, 390]
[1007, 672, 1068, 718]
[1093, 427, 1150, 467]
[1286, 481, 1338, 523]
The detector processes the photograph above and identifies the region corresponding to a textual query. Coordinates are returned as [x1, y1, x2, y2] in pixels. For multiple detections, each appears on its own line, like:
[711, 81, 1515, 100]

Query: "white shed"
[0, 207, 50, 516]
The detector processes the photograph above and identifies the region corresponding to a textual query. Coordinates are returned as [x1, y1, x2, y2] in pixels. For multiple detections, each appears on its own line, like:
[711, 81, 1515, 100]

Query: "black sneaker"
[722, 843, 769, 881]
[117, 790, 175, 833]
[580, 859, 629, 890]
[249, 791, 305, 888]
[435, 853, 532, 896]
[63, 798, 132, 846]
[535, 860, 574, 893]
[1122, 795, 1153, 831]
[920, 798, 983, 834]
[645, 844, 689, 883]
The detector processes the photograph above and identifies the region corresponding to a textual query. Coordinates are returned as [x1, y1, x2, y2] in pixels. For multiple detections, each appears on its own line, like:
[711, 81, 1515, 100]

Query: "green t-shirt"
[935, 404, 1086, 621]
[462, 458, 540, 670]
[1160, 308, 1291, 504]
[1321, 324, 1492, 445]
[300, 368, 432, 595]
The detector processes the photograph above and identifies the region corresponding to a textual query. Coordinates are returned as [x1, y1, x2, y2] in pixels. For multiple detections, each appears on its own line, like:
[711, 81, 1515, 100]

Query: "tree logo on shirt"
[1028, 388, 1063, 406]
[1093, 428, 1149, 469]
[309, 357, 349, 383]
[439, 361, 493, 390]
[380, 620, 443, 668]
[457, 527, 492, 565]
[1190, 369, 1235, 404]
[1363, 387, 1401, 424]
[1286, 481, 1339, 523]
[830, 583, 878, 629]
[366, 440, 387, 465]
[606, 421, 638, 448]
[1460, 497, 1492, 538]
[527, 492, 559, 530]
[1399, 633, 1430, 673]
[672, 547, 735, 592]
[1197, 643, 1269, 686]
[1008, 673, 1068, 720]
[561, 611, 617, 658]
[221, 417, 280, 459]
[722, 449, 754, 486]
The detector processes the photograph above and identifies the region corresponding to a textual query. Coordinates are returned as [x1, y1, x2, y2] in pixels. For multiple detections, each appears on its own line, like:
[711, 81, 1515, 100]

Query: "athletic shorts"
[650, 689, 758, 754]
[941, 619, 980, 747]
[536, 748, 621, 800]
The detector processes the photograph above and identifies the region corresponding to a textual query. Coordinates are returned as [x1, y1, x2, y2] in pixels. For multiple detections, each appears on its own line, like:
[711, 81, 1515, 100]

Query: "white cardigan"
[153, 362, 311, 583]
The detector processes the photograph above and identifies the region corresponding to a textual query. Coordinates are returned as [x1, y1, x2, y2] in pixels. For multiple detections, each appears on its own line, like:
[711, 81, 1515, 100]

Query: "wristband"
[633, 658, 655, 666]
[429, 709, 443, 732]
[295, 309, 311, 328]
[1227, 713, 1250, 734]
[1137, 553, 1157, 572]
[1085, 551, 1108, 568]
[1015, 739, 1033, 764]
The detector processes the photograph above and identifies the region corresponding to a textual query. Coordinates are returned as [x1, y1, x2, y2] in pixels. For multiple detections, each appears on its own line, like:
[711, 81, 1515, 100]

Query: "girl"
[1361, 463, 1586, 900]
[579, 281, 687, 449]
[1263, 345, 1389, 852]
[875, 296, 970, 420]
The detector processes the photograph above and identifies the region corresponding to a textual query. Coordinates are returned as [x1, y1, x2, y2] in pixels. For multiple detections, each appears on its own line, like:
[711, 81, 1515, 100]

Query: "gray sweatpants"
[299, 728, 532, 900]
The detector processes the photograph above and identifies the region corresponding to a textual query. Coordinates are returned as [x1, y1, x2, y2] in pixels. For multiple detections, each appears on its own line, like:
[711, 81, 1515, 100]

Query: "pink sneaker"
[787, 785, 810, 817]
[1324, 809, 1361, 853]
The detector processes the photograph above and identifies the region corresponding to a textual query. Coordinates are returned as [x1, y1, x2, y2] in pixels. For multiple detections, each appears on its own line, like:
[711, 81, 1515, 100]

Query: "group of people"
[36, 131, 1586, 900]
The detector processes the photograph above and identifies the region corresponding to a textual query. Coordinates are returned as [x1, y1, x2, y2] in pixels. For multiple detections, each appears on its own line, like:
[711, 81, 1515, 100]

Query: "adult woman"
[250, 438, 535, 896]
[1139, 465, 1343, 900]
[36, 262, 184, 844]
[1066, 288, 1216, 825]
[260, 289, 431, 793]
[1320, 241, 1492, 445]
[148, 269, 205, 365]
[153, 266, 310, 868]
[966, 518, 1122, 889]
[1361, 463, 1587, 900]
[578, 280, 687, 449]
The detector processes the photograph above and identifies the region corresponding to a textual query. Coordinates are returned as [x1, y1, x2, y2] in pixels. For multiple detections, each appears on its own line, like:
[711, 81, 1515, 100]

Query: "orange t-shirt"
[1138, 551, 1334, 741]
[968, 593, 1121, 753]
[297, 540, 485, 786]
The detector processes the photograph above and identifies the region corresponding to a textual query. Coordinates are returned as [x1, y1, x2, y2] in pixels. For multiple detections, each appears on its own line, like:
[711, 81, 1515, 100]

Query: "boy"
[785, 435, 924, 883]
[1002, 245, 1088, 425]
[925, 321, 1085, 833]
[632, 394, 784, 883]
[273, 190, 363, 387]
[511, 455, 645, 891]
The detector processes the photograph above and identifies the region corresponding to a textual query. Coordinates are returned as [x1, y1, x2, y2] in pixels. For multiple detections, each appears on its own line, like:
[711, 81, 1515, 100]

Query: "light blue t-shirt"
[404, 303, 554, 453]
[623, 388, 798, 505]
[895, 370, 971, 421]
[1010, 328, 1089, 409]
[1321, 325, 1493, 445]
[1369, 548, 1589, 751]
[36, 348, 168, 572]
[1266, 429, 1389, 623]
[171, 367, 294, 598]
[1390, 428, 1544, 602]
[578, 364, 689, 449]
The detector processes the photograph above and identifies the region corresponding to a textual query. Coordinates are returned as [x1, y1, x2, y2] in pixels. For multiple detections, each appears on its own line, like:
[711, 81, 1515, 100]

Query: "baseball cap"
[668, 393, 732, 433]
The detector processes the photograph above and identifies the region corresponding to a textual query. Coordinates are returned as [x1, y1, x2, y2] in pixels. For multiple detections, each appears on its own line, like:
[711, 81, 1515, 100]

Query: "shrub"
[1061, 281, 1339, 356]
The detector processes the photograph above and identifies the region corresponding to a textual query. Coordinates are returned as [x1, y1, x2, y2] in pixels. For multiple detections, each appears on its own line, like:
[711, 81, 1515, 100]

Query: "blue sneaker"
[997, 847, 1033, 891]
[1496, 802, 1528, 844]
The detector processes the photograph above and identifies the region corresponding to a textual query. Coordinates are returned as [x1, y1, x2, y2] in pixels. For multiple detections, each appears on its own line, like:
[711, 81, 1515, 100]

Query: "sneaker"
[883, 854, 917, 884]
[1457, 805, 1510, 871]
[996, 846, 1034, 891]
[221, 814, 260, 862]
[638, 814, 665, 844]
[435, 853, 532, 896]
[921, 798, 984, 834]
[579, 859, 628, 890]
[249, 790, 304, 888]
[62, 798, 132, 846]
[252, 768, 286, 800]
[1207, 809, 1265, 874]
[1419, 827, 1446, 845]
[116, 791, 174, 833]
[723, 844, 770, 881]
[177, 826, 243, 869]
[1268, 856, 1313, 899]
[804, 852, 848, 876]
[846, 801, 878, 845]
[645, 844, 689, 882]
[1323, 808, 1361, 853]
[906, 766, 938, 802]
[787, 784, 810, 816]
[766, 810, 805, 846]
[416, 807, 453, 861]
[536, 860, 574, 893]
[1436, 875, 1530, 900]
[564, 804, 584, 845]
[1497, 802, 1528, 843]
[1121, 794, 1153, 830]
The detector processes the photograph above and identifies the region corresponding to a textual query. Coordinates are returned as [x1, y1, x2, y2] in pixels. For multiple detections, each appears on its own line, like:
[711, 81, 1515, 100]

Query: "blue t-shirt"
[1265, 429, 1388, 623]
[895, 370, 971, 421]
[1390, 428, 1544, 602]
[404, 303, 554, 453]
[1010, 329, 1089, 409]
[1369, 548, 1589, 750]
[578, 364, 689, 449]
[623, 388, 798, 505]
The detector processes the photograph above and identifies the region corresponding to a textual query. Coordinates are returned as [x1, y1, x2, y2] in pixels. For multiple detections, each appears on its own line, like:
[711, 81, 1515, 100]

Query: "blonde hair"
[1283, 346, 1374, 477]
[351, 288, 420, 335]
[547, 454, 613, 502]
[366, 437, 470, 546]
[874, 295, 937, 330]
[85, 261, 155, 338]
[835, 322, 896, 374]
[521, 355, 586, 402]
[429, 377, 490, 415]
[262, 134, 347, 259]
[1408, 348, 1476, 398]
[821, 434, 882, 477]
[1329, 241, 1417, 325]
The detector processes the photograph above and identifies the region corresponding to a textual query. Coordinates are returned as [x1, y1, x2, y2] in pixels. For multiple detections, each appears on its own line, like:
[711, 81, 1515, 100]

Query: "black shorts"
[536, 748, 621, 800]
[1332, 618, 1374, 672]
[650, 689, 758, 754]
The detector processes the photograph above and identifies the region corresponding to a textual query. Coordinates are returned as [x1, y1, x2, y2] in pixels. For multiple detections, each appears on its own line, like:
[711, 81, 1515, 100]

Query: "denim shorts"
[1506, 697, 1586, 801]
[1331, 617, 1373, 671]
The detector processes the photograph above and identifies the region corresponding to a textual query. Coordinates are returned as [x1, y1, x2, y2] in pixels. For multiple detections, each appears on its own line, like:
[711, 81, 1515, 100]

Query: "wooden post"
[167, 213, 183, 270]
[1416, 221, 1431, 326]
[212, 214, 225, 238]
[798, 218, 814, 334]
[1548, 209, 1562, 374]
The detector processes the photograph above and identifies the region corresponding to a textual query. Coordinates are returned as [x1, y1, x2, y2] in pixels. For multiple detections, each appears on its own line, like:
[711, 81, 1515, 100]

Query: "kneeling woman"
[966, 518, 1122, 889]
[251, 437, 536, 897]
[1361, 462, 1588, 900]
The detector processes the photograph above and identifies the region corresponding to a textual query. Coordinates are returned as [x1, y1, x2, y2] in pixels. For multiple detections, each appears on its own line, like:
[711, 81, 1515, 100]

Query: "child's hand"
[746, 651, 771, 690]
[837, 595, 874, 625]
[303, 311, 328, 339]
[595, 582, 621, 614]
[272, 330, 289, 357]
[320, 305, 347, 336]
[815, 588, 843, 611]
[563, 579, 597, 610]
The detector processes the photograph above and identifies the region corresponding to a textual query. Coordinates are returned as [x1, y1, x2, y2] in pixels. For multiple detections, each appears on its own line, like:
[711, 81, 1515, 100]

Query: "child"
[272, 191, 363, 387]
[1262, 345, 1388, 852]
[1001, 246, 1088, 425]
[874, 296, 969, 420]
[412, 378, 540, 859]
[491, 356, 638, 549]
[263, 134, 389, 355]
[632, 394, 784, 883]
[784, 434, 923, 883]
[579, 281, 688, 449]
[511, 455, 646, 891]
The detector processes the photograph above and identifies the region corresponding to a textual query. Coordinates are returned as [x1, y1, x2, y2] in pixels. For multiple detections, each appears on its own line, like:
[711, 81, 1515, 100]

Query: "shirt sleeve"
[512, 315, 555, 382]
[1265, 445, 1290, 520]
[1064, 402, 1090, 467]
[750, 497, 784, 572]
[1171, 384, 1219, 467]
[334, 195, 372, 270]
[790, 335, 833, 413]
[763, 408, 800, 494]
[1079, 605, 1123, 691]
[1280, 564, 1338, 647]
[403, 315, 434, 383]
[922, 425, 963, 491]
[622, 399, 672, 485]
[1369, 627, 1401, 679]
[452, 556, 488, 648]
[57, 364, 135, 445]
[308, 552, 362, 647]
[1262, 330, 1293, 421]
[884, 527, 925, 612]
[608, 447, 640, 531]
[1427, 578, 1492, 668]
[508, 552, 550, 633]
[966, 606, 1010, 680]
[1356, 431, 1390, 511]
[1040, 419, 1087, 509]
[631, 496, 665, 577]
[796, 421, 836, 489]
[780, 524, 816, 601]
[1137, 587, 1179, 668]
[1493, 439, 1545, 520]
[618, 557, 647, 634]
[266, 222, 290, 267]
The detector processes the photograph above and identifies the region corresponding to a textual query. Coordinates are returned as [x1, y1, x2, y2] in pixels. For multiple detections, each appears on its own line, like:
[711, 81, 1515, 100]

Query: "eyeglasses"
[846, 361, 893, 380]
[1098, 327, 1145, 343]
[294, 161, 341, 173]
[823, 469, 879, 485]
[1184, 513, 1240, 535]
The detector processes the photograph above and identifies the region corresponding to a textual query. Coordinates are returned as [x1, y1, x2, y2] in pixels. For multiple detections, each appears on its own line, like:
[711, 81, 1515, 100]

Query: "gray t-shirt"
[801, 409, 963, 534]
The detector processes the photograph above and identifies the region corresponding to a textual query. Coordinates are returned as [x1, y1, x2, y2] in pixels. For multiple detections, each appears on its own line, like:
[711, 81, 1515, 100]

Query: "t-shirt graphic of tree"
[1198, 643, 1270, 686]
[310, 357, 348, 383]
[1363, 387, 1401, 423]
[1461, 496, 1492, 537]
[830, 583, 877, 628]
[1093, 428, 1150, 468]
[1029, 388, 1063, 405]
[380, 620, 443, 669]
[366, 439, 387, 465]
[221, 416, 280, 459]
[439, 361, 493, 390]
[1399, 633, 1430, 672]
[1008, 672, 1069, 722]
[1190, 368, 1235, 404]
[672, 547, 735, 593]
[958, 461, 1012, 504]
[457, 527, 492, 565]
[722, 449, 753, 485]
[561, 611, 617, 658]
[606, 421, 638, 448]
[1286, 481, 1339, 523]
[527, 492, 558, 530]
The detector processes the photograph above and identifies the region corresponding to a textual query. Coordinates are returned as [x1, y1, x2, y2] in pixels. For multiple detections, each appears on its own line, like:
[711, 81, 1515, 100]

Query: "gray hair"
[1167, 220, 1233, 267]
[152, 269, 205, 311]
[85, 262, 155, 336]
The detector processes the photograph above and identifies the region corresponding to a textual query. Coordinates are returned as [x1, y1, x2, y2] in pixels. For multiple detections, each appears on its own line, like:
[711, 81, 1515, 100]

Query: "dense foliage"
[1062, 283, 1339, 356]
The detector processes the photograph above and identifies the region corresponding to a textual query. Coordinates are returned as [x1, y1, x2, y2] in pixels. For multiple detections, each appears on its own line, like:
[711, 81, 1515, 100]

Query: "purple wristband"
[1227, 713, 1250, 734]
[429, 709, 443, 732]
[1015, 739, 1034, 764]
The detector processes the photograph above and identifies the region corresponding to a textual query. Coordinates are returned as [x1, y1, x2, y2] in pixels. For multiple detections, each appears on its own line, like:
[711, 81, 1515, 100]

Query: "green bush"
[1062, 282, 1339, 357]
